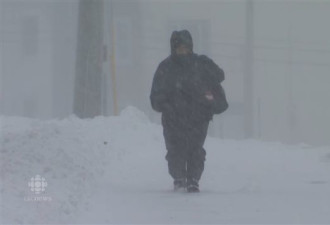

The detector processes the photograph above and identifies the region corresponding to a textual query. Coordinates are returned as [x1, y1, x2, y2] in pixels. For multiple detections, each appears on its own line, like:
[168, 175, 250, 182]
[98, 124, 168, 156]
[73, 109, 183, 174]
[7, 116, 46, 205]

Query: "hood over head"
[170, 30, 193, 55]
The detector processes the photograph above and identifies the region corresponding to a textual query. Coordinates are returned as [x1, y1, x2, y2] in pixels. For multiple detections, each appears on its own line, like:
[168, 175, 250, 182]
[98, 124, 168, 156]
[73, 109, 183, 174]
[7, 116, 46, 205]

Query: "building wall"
[253, 1, 330, 145]
[1, 1, 52, 118]
[0, 0, 78, 119]
[51, 0, 78, 118]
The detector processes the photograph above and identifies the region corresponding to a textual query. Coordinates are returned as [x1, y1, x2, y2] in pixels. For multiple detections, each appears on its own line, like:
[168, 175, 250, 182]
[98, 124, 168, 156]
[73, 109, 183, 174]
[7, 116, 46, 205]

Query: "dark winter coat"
[150, 30, 227, 125]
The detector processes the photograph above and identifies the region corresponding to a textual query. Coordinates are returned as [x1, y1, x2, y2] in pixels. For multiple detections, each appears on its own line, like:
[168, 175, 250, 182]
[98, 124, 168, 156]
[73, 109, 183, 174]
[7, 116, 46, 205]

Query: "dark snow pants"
[162, 116, 209, 181]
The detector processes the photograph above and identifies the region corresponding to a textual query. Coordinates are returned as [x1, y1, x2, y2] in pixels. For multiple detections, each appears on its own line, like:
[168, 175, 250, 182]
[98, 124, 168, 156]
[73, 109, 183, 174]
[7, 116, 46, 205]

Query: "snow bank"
[0, 107, 160, 224]
[1, 107, 330, 224]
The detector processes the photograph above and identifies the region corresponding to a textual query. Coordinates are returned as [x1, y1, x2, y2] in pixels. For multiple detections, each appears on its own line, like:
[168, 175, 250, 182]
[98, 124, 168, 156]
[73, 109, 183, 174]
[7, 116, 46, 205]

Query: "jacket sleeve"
[150, 62, 171, 113]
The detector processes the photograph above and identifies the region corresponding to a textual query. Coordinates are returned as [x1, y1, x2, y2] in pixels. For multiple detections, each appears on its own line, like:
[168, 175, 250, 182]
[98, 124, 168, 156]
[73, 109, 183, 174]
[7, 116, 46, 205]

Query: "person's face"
[175, 45, 190, 55]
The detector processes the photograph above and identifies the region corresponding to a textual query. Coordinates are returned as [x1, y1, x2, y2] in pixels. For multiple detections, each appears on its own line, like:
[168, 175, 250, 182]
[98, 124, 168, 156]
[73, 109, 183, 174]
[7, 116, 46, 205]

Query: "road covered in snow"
[1, 107, 330, 224]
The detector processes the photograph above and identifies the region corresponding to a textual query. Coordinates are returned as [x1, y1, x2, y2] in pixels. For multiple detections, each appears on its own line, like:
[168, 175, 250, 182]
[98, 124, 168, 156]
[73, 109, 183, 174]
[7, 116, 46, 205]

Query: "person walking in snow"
[150, 30, 228, 192]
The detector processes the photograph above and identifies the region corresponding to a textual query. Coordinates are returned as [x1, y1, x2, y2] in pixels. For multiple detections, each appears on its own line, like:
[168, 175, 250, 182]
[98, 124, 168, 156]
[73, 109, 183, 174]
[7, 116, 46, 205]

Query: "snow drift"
[1, 106, 330, 224]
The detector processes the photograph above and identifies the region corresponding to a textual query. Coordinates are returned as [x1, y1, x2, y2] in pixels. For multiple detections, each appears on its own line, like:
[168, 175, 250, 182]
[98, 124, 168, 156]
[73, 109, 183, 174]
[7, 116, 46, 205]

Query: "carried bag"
[212, 83, 228, 114]
[195, 55, 229, 115]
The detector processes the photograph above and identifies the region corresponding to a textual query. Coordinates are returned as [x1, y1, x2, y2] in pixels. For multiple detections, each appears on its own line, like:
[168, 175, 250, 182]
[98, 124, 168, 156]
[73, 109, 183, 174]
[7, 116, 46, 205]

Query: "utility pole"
[244, 0, 254, 138]
[74, 0, 104, 118]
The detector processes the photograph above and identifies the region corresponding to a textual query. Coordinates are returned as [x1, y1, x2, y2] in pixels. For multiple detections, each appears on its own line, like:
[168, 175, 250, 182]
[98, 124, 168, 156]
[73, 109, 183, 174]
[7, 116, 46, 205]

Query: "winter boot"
[173, 178, 186, 191]
[187, 178, 199, 193]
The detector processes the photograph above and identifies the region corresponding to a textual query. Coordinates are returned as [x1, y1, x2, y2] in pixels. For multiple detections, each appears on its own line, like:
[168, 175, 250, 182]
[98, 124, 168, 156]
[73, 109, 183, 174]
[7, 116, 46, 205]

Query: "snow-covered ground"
[1, 106, 330, 224]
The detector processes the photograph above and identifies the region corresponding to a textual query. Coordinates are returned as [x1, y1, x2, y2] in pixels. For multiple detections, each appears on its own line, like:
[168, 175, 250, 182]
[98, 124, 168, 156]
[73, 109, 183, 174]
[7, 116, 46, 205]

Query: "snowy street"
[1, 107, 330, 224]
[2, 1, 330, 224]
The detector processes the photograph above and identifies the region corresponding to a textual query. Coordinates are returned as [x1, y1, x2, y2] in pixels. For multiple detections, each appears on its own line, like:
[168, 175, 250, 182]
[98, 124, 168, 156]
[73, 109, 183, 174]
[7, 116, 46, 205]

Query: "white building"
[0, 0, 78, 119]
